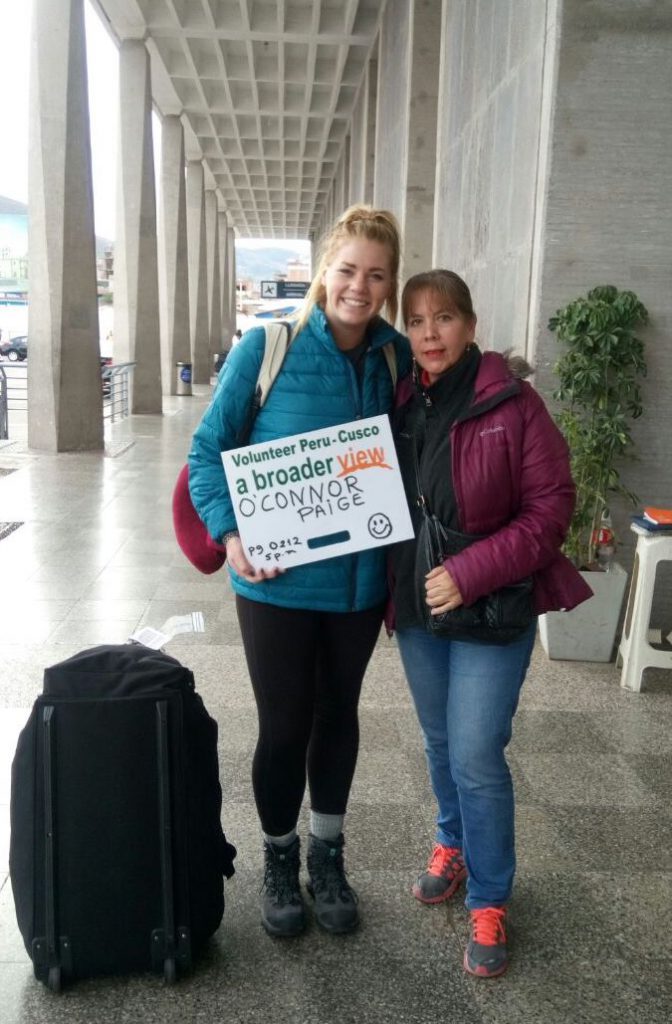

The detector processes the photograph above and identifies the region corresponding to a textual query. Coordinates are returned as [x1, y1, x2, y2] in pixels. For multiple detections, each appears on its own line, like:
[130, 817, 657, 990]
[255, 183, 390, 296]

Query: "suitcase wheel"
[164, 957, 176, 985]
[47, 966, 62, 993]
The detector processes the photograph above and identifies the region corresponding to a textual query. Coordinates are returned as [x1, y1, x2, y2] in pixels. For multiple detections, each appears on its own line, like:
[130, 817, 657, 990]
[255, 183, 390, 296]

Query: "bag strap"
[411, 404, 430, 513]
[235, 320, 292, 446]
[256, 320, 293, 406]
[382, 342, 397, 390]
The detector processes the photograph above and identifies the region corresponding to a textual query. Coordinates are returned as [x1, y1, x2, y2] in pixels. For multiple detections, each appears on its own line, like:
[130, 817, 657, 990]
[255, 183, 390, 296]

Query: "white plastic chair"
[617, 523, 672, 691]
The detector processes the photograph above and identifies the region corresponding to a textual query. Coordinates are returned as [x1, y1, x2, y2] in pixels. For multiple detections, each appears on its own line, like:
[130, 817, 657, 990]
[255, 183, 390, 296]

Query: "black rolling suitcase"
[9, 644, 236, 991]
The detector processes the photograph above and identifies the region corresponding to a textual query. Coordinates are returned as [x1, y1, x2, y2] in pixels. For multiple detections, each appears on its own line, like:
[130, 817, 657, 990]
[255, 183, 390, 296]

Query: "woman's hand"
[225, 536, 285, 582]
[425, 565, 464, 615]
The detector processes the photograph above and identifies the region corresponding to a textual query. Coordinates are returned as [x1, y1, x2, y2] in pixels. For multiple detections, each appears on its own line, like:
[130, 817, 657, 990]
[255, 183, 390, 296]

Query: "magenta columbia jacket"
[393, 351, 593, 619]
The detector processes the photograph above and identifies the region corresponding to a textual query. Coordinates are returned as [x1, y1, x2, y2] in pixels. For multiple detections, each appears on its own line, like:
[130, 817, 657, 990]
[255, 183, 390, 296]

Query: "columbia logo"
[480, 425, 505, 436]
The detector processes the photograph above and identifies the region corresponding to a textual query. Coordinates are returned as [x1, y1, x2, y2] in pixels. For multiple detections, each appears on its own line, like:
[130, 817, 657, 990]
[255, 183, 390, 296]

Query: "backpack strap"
[382, 342, 397, 390]
[256, 321, 292, 406]
[235, 320, 292, 446]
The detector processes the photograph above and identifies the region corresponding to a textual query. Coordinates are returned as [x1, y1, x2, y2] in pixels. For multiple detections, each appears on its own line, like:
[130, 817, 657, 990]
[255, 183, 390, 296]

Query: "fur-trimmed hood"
[501, 348, 533, 380]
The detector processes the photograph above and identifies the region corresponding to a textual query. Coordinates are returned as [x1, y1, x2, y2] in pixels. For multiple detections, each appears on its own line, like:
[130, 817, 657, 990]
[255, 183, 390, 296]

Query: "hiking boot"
[306, 833, 359, 934]
[464, 906, 508, 978]
[261, 837, 306, 937]
[412, 843, 467, 904]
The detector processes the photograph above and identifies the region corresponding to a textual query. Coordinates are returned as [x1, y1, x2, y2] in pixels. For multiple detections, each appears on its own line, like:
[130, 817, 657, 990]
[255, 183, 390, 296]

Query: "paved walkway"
[0, 388, 670, 1024]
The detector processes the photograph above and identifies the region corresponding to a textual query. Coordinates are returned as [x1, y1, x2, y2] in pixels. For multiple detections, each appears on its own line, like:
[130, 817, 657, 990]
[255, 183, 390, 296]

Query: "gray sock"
[263, 829, 297, 848]
[309, 811, 344, 842]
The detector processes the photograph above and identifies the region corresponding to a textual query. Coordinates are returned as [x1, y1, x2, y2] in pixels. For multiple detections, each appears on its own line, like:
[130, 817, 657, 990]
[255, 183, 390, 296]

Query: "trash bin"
[176, 362, 192, 396]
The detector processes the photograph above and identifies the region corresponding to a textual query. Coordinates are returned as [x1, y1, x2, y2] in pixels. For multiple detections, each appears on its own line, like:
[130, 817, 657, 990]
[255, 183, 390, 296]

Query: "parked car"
[100, 356, 112, 398]
[0, 335, 27, 361]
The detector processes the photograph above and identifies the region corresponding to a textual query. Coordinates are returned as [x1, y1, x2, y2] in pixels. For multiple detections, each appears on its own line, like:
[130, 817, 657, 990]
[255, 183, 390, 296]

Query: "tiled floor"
[1, 389, 671, 1024]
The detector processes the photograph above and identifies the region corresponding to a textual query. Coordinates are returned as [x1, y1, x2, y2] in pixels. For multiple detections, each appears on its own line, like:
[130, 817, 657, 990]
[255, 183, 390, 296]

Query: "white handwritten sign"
[221, 414, 414, 570]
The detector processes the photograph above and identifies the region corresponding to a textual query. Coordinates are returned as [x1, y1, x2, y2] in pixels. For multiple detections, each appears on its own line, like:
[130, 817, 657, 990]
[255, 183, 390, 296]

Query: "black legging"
[235, 595, 385, 836]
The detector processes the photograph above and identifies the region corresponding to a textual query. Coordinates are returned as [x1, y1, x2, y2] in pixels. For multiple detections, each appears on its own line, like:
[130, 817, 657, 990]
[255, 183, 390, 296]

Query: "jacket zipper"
[347, 343, 393, 610]
[450, 423, 465, 532]
[349, 357, 362, 609]
[346, 343, 388, 610]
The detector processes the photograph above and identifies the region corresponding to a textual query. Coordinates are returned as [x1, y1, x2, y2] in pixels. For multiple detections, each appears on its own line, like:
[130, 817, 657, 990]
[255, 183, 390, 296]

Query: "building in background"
[0, 196, 28, 299]
[285, 257, 310, 282]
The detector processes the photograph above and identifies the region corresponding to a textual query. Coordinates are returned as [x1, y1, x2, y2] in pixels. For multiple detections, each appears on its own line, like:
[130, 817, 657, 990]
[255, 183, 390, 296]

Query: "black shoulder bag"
[412, 423, 535, 645]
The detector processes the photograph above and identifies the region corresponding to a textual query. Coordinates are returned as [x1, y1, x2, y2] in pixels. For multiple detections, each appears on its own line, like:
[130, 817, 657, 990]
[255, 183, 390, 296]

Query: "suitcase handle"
[34, 706, 72, 987]
[42, 707, 58, 964]
[155, 701, 176, 964]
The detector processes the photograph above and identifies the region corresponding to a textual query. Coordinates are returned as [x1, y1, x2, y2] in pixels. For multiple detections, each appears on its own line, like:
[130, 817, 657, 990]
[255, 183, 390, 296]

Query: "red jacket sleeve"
[445, 385, 576, 606]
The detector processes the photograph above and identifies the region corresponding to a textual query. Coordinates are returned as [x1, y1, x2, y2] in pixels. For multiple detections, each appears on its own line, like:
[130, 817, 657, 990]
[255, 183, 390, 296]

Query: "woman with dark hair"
[390, 270, 590, 977]
[189, 206, 410, 938]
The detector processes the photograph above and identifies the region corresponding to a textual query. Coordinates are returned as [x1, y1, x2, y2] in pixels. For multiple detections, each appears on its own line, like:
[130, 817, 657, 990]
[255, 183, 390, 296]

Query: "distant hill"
[1, 195, 311, 278]
[0, 195, 113, 258]
[0, 196, 27, 216]
[235, 245, 311, 285]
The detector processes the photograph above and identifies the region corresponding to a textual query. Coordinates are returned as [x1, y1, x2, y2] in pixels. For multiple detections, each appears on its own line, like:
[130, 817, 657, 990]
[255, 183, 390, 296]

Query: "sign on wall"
[260, 280, 310, 300]
[222, 414, 414, 570]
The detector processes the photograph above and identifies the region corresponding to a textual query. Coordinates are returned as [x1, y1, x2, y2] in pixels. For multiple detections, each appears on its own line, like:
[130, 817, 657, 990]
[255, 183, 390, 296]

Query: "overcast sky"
[1, 0, 121, 239]
[0, 0, 310, 254]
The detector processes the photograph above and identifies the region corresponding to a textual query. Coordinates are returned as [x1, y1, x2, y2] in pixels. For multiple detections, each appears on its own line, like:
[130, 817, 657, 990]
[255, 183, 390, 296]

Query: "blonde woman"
[189, 207, 410, 938]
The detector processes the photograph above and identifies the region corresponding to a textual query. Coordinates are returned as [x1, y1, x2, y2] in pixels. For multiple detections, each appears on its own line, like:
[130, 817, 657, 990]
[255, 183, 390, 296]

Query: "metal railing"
[102, 362, 135, 423]
[0, 367, 7, 439]
[0, 360, 136, 439]
[0, 363, 27, 440]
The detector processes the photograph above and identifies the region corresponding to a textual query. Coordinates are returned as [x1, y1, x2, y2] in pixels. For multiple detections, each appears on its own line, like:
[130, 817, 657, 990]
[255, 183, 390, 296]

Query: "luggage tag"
[129, 611, 205, 649]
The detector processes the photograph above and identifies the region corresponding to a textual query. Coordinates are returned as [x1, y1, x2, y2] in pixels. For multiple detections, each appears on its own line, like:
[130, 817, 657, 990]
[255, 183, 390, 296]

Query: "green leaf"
[549, 284, 648, 565]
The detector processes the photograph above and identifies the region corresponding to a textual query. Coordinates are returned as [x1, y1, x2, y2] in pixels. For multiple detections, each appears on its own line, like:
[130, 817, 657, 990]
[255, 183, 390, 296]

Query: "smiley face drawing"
[368, 513, 393, 540]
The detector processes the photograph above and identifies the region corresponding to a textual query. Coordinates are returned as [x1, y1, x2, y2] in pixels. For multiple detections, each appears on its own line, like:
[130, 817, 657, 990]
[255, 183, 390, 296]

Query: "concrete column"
[204, 189, 221, 367]
[349, 86, 367, 203]
[531, 0, 672, 559]
[27, 0, 102, 451]
[432, 0, 548, 350]
[227, 217, 237, 335]
[333, 169, 343, 221]
[364, 56, 378, 205]
[159, 115, 190, 396]
[186, 161, 210, 385]
[316, 212, 328, 254]
[336, 137, 350, 215]
[218, 209, 233, 345]
[375, 0, 440, 278]
[403, 0, 441, 279]
[114, 39, 162, 414]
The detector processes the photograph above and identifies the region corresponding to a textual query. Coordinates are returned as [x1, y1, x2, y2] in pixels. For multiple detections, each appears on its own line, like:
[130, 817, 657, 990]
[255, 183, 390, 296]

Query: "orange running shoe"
[464, 906, 508, 978]
[412, 843, 466, 904]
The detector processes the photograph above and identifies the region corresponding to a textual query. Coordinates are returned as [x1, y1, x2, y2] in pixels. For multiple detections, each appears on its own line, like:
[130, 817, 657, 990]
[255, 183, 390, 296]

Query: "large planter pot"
[538, 562, 629, 662]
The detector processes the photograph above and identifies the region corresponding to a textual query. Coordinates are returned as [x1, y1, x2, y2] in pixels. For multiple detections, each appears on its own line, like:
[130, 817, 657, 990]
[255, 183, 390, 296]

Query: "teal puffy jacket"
[188, 305, 411, 612]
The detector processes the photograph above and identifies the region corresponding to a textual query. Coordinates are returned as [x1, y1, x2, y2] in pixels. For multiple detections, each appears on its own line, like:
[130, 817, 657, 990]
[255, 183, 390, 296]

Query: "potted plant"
[538, 285, 648, 661]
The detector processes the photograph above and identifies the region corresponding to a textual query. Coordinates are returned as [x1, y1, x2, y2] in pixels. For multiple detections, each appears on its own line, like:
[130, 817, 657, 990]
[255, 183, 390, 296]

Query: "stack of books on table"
[631, 507, 672, 532]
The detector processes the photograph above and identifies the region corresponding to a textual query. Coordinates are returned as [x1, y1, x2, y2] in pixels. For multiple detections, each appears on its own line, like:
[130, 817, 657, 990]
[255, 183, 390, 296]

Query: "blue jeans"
[396, 623, 536, 909]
